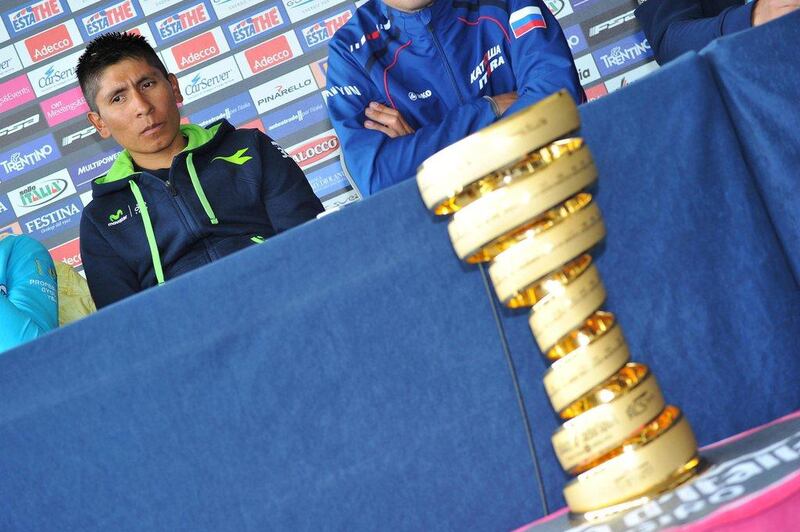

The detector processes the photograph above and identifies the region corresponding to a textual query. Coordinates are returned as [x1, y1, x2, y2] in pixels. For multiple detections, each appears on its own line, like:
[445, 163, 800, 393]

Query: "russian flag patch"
[509, 6, 547, 39]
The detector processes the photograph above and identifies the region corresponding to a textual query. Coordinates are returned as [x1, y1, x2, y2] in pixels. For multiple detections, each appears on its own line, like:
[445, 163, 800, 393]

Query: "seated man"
[0, 234, 58, 353]
[77, 33, 323, 308]
[325, 0, 582, 196]
[636, 0, 799, 64]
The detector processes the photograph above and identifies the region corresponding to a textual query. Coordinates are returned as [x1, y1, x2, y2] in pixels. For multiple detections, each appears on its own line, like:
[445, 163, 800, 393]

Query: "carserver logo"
[177, 56, 242, 104]
[28, 49, 81, 98]
[79, 0, 139, 39]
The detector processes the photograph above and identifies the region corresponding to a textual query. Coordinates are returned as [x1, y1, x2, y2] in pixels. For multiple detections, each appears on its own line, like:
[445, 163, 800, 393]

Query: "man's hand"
[364, 102, 415, 138]
[752, 0, 800, 26]
[489, 92, 518, 116]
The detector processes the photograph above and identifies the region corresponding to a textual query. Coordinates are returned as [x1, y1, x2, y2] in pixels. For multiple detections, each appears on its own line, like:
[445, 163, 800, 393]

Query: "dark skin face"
[87, 57, 186, 170]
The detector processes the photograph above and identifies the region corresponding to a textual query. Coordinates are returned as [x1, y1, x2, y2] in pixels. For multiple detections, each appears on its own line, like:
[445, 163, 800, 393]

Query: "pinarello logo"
[244, 34, 293, 74]
[49, 237, 82, 268]
[230, 6, 283, 45]
[289, 134, 339, 169]
[172, 30, 220, 69]
[156, 3, 210, 41]
[25, 23, 74, 63]
[83, 0, 137, 37]
[10, 0, 64, 33]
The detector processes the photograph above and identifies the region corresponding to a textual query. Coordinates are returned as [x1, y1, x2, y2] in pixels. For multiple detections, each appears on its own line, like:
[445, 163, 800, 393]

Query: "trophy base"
[567, 454, 707, 524]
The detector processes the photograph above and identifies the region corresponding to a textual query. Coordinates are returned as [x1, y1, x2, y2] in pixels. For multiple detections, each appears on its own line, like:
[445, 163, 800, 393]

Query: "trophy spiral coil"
[416, 90, 702, 519]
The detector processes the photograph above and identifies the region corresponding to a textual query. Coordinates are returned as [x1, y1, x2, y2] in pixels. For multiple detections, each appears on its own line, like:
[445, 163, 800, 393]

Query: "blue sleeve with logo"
[81, 215, 142, 309]
[0, 235, 58, 353]
[326, 42, 497, 196]
[635, 0, 753, 64]
[502, 0, 584, 116]
[255, 131, 324, 231]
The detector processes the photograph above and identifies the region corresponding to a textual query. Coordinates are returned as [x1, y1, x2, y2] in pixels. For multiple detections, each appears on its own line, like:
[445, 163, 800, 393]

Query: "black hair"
[77, 32, 169, 112]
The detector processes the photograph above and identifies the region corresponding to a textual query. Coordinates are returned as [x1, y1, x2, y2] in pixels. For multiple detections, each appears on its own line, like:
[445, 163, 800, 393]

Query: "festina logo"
[25, 202, 80, 231]
[470, 45, 505, 89]
[84, 0, 137, 36]
[11, 0, 63, 32]
[0, 114, 41, 137]
[0, 144, 53, 173]
[18, 178, 68, 208]
[230, 7, 283, 44]
[157, 4, 210, 40]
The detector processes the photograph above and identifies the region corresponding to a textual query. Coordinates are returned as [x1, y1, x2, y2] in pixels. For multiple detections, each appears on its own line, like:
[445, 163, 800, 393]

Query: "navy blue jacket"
[80, 121, 323, 308]
[635, 0, 753, 64]
[325, 0, 582, 195]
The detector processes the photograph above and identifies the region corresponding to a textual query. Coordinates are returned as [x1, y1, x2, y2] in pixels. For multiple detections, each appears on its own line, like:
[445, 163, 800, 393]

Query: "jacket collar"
[377, 0, 453, 37]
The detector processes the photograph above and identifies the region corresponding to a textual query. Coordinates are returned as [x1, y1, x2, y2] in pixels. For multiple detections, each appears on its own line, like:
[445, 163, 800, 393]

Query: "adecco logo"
[16, 19, 82, 67]
[79, 0, 140, 40]
[236, 31, 302, 76]
[163, 27, 229, 73]
[249, 65, 316, 114]
[8, 168, 76, 217]
[4, 0, 68, 37]
[49, 236, 82, 268]
[287, 130, 340, 170]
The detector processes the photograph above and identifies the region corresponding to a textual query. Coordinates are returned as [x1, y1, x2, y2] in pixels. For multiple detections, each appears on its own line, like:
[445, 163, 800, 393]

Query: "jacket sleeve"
[502, 0, 584, 116]
[635, 0, 753, 64]
[325, 41, 498, 196]
[80, 213, 142, 309]
[0, 235, 58, 352]
[256, 131, 324, 232]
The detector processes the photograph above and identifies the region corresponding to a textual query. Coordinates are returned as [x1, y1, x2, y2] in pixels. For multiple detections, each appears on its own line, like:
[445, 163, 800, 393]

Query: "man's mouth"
[141, 122, 164, 135]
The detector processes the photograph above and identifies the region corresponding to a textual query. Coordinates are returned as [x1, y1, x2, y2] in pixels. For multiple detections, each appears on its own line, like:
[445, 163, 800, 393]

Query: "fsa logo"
[153, 2, 213, 44]
[81, 0, 138, 38]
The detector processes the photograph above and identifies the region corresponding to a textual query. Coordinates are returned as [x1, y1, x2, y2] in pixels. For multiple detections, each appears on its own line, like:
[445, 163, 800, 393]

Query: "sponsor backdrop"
[0, 0, 655, 275]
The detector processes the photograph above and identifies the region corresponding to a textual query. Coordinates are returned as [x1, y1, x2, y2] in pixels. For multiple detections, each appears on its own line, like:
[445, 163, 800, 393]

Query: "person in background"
[76, 33, 323, 308]
[0, 234, 58, 353]
[635, 0, 800, 64]
[325, 0, 582, 196]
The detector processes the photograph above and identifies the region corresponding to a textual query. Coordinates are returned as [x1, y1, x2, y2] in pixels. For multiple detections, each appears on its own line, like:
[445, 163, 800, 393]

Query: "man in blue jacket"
[636, 0, 799, 64]
[0, 234, 58, 353]
[77, 33, 323, 308]
[325, 0, 582, 196]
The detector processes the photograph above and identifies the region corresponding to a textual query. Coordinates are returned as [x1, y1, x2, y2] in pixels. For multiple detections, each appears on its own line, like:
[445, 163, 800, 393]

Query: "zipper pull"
[165, 180, 177, 196]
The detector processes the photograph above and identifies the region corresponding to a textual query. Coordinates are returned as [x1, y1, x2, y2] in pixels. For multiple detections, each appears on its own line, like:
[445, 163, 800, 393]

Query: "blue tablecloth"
[1, 12, 798, 531]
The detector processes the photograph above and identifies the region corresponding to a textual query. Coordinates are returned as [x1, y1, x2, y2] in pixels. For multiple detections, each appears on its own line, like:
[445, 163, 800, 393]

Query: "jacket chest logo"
[213, 148, 252, 166]
[107, 205, 140, 227]
[470, 45, 507, 90]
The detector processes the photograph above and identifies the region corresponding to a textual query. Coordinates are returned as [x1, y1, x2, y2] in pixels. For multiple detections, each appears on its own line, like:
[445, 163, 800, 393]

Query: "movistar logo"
[107, 208, 129, 226]
[213, 148, 252, 165]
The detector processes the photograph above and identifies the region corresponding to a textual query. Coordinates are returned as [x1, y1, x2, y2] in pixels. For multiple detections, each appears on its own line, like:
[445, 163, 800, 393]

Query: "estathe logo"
[80, 0, 138, 38]
[178, 57, 242, 104]
[469, 44, 506, 89]
[237, 31, 301, 75]
[164, 27, 229, 72]
[153, 2, 212, 43]
[287, 130, 340, 170]
[8, 168, 77, 217]
[299, 9, 352, 50]
[249, 65, 316, 114]
[8, 0, 66, 35]
[227, 4, 285, 47]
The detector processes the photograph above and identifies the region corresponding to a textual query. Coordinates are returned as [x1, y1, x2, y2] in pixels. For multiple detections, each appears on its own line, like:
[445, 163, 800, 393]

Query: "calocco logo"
[290, 135, 339, 168]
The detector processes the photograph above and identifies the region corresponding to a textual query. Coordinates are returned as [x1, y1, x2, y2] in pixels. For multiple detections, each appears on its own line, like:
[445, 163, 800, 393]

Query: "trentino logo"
[8, 0, 66, 35]
[81, 0, 138, 38]
[227, 4, 285, 47]
[0, 133, 59, 182]
[153, 2, 213, 43]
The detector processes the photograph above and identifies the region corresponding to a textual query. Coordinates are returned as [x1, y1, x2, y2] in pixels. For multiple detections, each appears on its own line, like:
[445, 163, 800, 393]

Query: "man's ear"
[168, 73, 183, 104]
[87, 111, 112, 139]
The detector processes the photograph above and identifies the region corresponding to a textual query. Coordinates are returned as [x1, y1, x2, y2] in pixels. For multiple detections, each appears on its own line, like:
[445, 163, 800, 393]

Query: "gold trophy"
[416, 91, 702, 520]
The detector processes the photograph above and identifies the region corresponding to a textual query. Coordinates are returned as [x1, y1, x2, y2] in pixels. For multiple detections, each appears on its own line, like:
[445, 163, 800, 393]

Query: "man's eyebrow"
[101, 74, 157, 101]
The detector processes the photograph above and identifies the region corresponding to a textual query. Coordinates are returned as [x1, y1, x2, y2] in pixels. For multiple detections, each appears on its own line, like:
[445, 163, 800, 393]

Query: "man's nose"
[130, 89, 154, 116]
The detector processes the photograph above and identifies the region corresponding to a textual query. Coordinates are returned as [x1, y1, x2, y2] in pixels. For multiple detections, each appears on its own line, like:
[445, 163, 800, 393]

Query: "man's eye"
[112, 95, 123, 103]
[142, 81, 153, 89]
